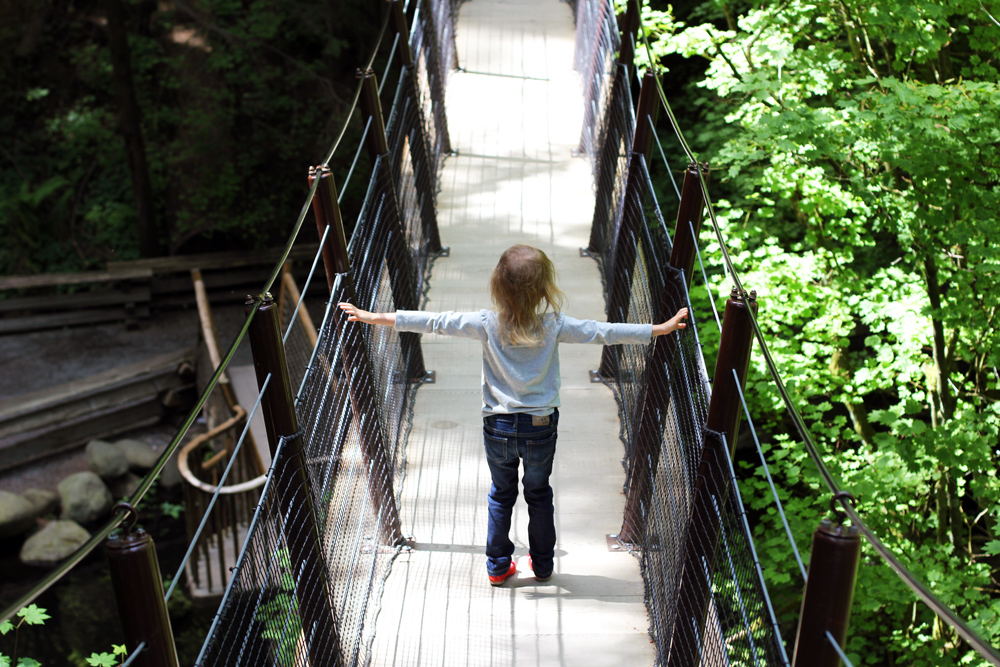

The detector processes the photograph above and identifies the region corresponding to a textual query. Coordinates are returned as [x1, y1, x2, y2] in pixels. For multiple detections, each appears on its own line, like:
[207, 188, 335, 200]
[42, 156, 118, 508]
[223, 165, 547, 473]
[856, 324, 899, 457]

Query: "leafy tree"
[639, 0, 1000, 664]
[0, 0, 381, 271]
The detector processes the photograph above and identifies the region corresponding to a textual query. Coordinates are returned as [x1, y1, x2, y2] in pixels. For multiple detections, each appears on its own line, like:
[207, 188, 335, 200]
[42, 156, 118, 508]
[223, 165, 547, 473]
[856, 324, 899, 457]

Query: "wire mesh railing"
[576, 0, 789, 665]
[578, 0, 1000, 665]
[195, 0, 453, 664]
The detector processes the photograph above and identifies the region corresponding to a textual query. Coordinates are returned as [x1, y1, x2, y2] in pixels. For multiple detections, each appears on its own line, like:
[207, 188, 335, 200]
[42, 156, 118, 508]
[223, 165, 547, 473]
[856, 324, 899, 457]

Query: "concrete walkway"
[369, 1, 656, 664]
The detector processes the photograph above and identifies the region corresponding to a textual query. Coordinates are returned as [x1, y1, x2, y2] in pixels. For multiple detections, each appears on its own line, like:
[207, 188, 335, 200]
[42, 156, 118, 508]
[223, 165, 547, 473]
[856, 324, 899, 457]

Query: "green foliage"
[85, 645, 128, 667]
[253, 548, 301, 667]
[0, 606, 125, 667]
[159, 500, 184, 519]
[0, 0, 378, 271]
[642, 0, 1000, 664]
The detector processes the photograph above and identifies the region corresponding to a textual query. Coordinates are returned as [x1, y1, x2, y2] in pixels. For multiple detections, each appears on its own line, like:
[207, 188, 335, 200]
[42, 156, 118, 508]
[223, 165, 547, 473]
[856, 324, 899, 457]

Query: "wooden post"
[307, 168, 405, 544]
[669, 163, 710, 287]
[354, 72, 429, 382]
[618, 266, 686, 543]
[389, 0, 414, 68]
[105, 528, 180, 667]
[598, 70, 662, 379]
[793, 519, 861, 667]
[245, 294, 342, 666]
[668, 287, 757, 667]
[308, 166, 350, 292]
[617, 0, 640, 70]
[631, 68, 661, 164]
[357, 68, 390, 163]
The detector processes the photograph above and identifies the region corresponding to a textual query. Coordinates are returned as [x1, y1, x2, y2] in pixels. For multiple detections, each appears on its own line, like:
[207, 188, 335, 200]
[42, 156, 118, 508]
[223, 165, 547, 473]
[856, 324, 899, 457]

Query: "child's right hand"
[338, 302, 368, 323]
[652, 307, 688, 337]
[337, 302, 396, 327]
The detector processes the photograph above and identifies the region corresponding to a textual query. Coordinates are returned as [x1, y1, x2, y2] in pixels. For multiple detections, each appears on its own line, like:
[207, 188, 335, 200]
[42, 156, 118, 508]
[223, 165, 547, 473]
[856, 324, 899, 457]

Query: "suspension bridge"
[3, 0, 1000, 666]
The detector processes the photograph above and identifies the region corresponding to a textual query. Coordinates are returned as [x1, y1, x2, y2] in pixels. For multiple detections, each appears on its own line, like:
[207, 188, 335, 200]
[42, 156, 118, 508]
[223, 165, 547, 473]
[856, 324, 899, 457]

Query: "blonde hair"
[490, 245, 565, 346]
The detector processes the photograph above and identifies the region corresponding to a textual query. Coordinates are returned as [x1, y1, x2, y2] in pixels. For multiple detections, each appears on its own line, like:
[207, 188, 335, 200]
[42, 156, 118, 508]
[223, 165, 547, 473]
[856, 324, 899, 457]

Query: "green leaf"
[17, 605, 50, 626]
[86, 652, 117, 667]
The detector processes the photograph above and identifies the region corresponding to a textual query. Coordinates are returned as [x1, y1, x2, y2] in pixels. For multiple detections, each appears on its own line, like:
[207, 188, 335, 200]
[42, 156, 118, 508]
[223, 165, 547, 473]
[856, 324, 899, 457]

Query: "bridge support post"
[669, 163, 710, 282]
[617, 0, 640, 73]
[667, 286, 757, 667]
[389, 0, 414, 68]
[245, 293, 343, 667]
[598, 68, 661, 380]
[308, 166, 405, 546]
[105, 527, 179, 667]
[618, 264, 686, 543]
[357, 70, 429, 383]
[793, 518, 861, 667]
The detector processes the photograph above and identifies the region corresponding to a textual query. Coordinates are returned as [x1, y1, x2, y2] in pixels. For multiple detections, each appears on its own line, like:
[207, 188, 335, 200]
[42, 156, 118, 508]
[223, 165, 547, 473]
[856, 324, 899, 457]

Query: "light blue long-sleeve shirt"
[394, 310, 652, 417]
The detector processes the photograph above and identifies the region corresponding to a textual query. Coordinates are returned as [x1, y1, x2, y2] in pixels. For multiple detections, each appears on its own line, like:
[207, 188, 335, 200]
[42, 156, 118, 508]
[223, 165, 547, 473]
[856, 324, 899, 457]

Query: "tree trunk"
[923, 255, 955, 420]
[102, 0, 159, 257]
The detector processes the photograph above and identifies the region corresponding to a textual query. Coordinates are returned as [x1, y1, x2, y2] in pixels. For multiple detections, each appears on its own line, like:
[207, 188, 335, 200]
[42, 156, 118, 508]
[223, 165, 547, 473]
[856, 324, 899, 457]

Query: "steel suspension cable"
[320, 6, 392, 167]
[733, 368, 807, 582]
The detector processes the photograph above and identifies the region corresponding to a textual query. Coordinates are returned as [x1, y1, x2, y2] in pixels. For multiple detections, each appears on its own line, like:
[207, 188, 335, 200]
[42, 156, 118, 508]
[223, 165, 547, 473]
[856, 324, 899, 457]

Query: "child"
[338, 244, 687, 586]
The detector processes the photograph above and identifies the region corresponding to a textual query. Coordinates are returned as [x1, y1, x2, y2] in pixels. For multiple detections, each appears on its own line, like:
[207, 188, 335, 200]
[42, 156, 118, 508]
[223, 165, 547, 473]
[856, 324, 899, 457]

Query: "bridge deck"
[370, 1, 656, 664]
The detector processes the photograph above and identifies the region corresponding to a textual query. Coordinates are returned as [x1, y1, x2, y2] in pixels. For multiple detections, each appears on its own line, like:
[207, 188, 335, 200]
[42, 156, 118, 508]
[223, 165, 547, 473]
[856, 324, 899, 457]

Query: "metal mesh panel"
[577, 6, 787, 665]
[278, 269, 318, 396]
[587, 65, 635, 288]
[412, 0, 454, 164]
[197, 436, 344, 667]
[385, 66, 444, 295]
[576, 0, 621, 164]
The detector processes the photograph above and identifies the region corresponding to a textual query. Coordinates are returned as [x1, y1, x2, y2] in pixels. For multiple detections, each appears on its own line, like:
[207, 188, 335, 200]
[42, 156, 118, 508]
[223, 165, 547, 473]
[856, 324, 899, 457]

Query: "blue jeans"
[482, 410, 558, 577]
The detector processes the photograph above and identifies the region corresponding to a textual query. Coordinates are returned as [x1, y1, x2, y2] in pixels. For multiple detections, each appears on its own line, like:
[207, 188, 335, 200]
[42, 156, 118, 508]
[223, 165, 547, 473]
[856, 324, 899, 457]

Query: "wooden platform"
[0, 347, 195, 470]
[369, 1, 656, 664]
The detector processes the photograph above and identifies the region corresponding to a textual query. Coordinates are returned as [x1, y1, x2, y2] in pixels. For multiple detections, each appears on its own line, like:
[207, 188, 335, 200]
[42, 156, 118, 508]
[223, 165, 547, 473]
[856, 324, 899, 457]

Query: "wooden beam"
[0, 268, 152, 290]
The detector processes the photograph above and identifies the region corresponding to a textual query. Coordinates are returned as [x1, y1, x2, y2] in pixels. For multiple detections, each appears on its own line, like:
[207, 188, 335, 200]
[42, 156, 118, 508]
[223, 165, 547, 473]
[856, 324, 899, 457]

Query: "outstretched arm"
[338, 302, 396, 327]
[651, 307, 688, 337]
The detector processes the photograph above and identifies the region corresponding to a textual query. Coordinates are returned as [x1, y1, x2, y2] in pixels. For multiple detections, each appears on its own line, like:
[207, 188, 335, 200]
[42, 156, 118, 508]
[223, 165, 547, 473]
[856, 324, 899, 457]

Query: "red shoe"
[529, 556, 552, 582]
[488, 561, 516, 586]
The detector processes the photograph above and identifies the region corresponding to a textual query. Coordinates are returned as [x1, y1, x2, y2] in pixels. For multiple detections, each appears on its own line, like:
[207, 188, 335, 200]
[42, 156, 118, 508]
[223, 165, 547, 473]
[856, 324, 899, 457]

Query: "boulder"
[109, 472, 142, 500]
[20, 520, 90, 567]
[159, 450, 183, 489]
[22, 488, 59, 517]
[114, 438, 160, 471]
[58, 471, 113, 523]
[86, 439, 129, 480]
[0, 491, 36, 538]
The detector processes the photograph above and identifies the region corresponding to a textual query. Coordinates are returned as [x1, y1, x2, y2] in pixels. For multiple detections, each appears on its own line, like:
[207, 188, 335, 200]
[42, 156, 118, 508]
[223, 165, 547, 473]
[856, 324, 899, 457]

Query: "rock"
[58, 471, 113, 523]
[114, 438, 160, 471]
[22, 488, 59, 517]
[0, 491, 36, 538]
[109, 472, 142, 500]
[86, 439, 129, 480]
[159, 449, 183, 489]
[20, 520, 90, 567]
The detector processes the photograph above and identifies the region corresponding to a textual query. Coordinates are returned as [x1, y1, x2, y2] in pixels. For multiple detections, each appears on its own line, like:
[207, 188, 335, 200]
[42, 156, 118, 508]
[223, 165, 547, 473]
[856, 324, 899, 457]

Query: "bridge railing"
[194, 1, 456, 665]
[576, 3, 787, 663]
